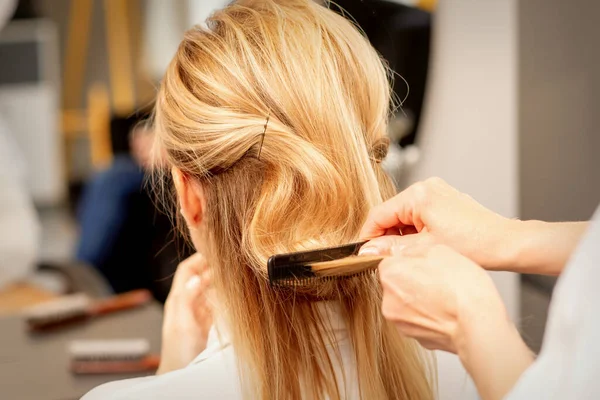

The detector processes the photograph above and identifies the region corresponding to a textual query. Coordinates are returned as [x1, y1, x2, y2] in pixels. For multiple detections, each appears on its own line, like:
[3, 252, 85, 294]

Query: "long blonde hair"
[154, 0, 434, 398]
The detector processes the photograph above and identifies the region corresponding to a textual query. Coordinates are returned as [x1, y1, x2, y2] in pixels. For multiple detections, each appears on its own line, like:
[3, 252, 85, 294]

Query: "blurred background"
[0, 0, 598, 399]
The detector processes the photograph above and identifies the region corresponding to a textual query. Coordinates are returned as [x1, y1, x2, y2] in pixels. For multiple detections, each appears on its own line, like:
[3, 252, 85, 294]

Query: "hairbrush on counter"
[68, 339, 160, 374]
[25, 289, 152, 332]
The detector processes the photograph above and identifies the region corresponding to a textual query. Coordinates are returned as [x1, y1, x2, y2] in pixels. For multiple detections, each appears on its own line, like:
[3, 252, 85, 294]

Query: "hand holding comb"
[268, 241, 383, 287]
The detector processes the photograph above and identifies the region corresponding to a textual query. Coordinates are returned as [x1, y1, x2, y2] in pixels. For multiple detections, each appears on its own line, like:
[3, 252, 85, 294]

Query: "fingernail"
[185, 275, 201, 290]
[391, 245, 406, 256]
[358, 246, 380, 256]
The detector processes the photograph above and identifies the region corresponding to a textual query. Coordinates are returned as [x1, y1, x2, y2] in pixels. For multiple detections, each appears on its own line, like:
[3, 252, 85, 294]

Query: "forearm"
[457, 315, 534, 400]
[492, 220, 588, 275]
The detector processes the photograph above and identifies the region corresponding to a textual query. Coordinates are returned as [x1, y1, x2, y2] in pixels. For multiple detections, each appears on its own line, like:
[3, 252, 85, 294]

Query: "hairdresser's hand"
[157, 253, 213, 375]
[360, 177, 516, 271]
[380, 244, 533, 400]
[379, 243, 508, 353]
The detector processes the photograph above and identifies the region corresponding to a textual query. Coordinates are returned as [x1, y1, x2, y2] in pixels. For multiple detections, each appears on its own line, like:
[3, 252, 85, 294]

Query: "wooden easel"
[61, 0, 152, 173]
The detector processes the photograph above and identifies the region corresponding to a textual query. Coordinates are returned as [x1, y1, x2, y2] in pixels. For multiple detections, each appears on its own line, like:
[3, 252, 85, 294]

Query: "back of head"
[154, 0, 433, 399]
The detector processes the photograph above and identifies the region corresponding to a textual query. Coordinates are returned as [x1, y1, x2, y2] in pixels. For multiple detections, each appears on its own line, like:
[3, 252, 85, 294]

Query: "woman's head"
[157, 0, 393, 257]
[154, 0, 433, 398]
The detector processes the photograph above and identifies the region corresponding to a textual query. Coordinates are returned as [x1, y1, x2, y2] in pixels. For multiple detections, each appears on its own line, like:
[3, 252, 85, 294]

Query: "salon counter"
[0, 301, 162, 400]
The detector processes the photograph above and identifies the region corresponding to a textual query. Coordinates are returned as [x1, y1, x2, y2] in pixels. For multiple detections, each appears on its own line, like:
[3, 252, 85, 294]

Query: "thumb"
[181, 275, 203, 305]
[185, 275, 202, 291]
[359, 233, 435, 257]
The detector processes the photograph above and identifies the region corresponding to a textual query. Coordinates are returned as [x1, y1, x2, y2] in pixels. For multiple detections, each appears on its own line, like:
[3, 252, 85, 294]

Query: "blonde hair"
[154, 0, 434, 399]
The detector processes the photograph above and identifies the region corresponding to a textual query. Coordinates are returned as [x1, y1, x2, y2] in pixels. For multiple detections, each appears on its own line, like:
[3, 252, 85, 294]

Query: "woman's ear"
[172, 167, 205, 228]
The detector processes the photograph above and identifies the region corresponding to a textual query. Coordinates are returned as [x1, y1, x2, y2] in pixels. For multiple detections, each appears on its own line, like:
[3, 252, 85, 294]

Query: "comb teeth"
[25, 294, 92, 331]
[25, 293, 90, 318]
[28, 310, 88, 330]
[72, 354, 145, 362]
[69, 339, 150, 361]
[268, 241, 367, 286]
[70, 354, 161, 375]
[269, 264, 316, 284]
[271, 269, 376, 288]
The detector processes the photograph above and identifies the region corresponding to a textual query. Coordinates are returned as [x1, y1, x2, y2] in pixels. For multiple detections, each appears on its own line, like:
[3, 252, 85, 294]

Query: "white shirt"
[82, 306, 475, 400]
[506, 205, 600, 399]
[82, 303, 360, 399]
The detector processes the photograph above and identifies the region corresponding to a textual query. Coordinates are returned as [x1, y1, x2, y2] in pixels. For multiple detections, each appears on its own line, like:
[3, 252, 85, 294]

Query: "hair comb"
[68, 339, 160, 374]
[268, 241, 383, 287]
[25, 289, 152, 332]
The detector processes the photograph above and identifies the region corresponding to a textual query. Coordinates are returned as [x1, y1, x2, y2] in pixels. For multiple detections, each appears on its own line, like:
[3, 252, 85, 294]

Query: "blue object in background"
[76, 155, 144, 274]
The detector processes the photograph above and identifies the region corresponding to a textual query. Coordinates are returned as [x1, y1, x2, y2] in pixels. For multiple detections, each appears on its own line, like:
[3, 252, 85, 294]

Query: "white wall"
[519, 0, 600, 222]
[144, 0, 230, 80]
[144, 0, 186, 80]
[408, 1, 519, 399]
[187, 0, 231, 28]
[0, 19, 64, 205]
[411, 0, 519, 318]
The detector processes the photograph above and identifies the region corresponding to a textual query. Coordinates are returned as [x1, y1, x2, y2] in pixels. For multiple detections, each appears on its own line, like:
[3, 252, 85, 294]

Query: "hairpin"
[257, 113, 270, 160]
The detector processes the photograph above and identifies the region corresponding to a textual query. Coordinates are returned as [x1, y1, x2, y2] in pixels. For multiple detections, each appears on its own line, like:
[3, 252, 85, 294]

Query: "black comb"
[267, 241, 367, 286]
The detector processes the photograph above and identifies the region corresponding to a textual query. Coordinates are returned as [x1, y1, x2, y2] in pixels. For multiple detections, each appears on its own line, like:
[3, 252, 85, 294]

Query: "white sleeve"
[505, 206, 600, 399]
[81, 346, 242, 400]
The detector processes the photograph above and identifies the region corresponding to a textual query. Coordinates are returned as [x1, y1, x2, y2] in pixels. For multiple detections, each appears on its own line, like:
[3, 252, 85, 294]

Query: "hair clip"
[257, 113, 270, 160]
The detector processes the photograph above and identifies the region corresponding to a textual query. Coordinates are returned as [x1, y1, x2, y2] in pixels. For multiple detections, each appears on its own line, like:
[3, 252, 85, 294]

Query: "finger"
[192, 290, 213, 320]
[394, 323, 454, 353]
[359, 183, 428, 239]
[359, 193, 412, 239]
[390, 318, 443, 343]
[185, 275, 202, 292]
[415, 339, 440, 351]
[183, 269, 212, 301]
[393, 321, 428, 338]
[180, 253, 209, 275]
[392, 242, 436, 257]
[359, 233, 434, 256]
[384, 227, 402, 236]
[400, 226, 418, 235]
[378, 255, 425, 290]
[172, 253, 208, 291]
[378, 256, 406, 279]
[379, 256, 421, 305]
[190, 274, 214, 326]
[168, 273, 211, 321]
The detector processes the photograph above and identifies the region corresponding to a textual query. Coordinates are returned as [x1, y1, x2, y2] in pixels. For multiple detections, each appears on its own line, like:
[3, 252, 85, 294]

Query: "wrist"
[454, 293, 512, 362]
[497, 219, 585, 275]
[486, 218, 535, 273]
[455, 302, 533, 400]
[508, 219, 545, 273]
[456, 309, 515, 367]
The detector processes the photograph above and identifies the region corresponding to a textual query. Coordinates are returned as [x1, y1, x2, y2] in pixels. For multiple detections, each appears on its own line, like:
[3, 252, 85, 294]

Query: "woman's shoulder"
[81, 345, 241, 400]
